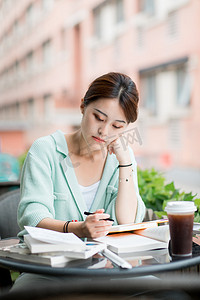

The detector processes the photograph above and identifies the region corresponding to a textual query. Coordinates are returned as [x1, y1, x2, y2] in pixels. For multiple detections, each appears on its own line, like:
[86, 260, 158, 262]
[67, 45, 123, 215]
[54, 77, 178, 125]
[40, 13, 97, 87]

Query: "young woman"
[18, 72, 145, 240]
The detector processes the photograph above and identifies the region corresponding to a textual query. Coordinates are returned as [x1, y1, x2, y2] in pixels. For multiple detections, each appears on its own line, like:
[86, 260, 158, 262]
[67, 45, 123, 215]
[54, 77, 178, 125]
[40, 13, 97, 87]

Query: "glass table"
[0, 237, 200, 279]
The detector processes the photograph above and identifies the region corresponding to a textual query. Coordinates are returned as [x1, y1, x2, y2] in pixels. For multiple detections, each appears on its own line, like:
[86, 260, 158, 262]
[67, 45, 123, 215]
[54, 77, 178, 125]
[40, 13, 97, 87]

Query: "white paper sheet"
[24, 226, 84, 245]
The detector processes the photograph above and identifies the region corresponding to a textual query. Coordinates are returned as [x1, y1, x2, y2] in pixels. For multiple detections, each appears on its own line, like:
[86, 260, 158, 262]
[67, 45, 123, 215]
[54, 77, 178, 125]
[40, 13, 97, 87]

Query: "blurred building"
[0, 0, 200, 174]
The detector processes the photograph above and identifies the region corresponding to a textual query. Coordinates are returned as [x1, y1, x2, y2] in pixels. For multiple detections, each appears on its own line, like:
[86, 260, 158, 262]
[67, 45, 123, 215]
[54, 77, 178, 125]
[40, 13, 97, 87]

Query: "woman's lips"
[92, 136, 105, 143]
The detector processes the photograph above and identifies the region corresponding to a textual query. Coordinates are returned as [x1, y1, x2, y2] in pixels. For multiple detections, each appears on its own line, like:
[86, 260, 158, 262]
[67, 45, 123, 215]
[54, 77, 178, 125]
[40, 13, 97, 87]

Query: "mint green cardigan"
[18, 130, 145, 237]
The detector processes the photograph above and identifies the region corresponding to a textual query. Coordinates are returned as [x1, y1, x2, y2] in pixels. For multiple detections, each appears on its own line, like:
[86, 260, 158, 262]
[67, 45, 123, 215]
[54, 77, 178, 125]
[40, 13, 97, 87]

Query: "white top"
[79, 181, 100, 210]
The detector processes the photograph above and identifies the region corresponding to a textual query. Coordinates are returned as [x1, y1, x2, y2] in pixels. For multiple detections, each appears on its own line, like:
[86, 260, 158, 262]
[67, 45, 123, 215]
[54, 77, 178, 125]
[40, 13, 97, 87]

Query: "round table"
[1, 243, 200, 279]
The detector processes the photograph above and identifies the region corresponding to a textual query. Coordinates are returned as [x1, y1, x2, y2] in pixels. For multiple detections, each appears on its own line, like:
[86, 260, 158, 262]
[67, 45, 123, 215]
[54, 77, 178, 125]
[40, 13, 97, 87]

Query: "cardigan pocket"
[53, 192, 70, 220]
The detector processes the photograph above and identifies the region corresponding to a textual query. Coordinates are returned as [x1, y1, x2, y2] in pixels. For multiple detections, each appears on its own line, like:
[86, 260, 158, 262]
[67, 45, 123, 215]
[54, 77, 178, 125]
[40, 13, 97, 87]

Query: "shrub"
[137, 168, 200, 222]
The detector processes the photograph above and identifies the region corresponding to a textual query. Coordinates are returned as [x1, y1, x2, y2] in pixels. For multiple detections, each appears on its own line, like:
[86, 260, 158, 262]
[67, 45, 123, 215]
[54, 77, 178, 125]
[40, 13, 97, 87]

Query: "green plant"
[18, 150, 28, 170]
[137, 168, 200, 222]
[11, 271, 20, 283]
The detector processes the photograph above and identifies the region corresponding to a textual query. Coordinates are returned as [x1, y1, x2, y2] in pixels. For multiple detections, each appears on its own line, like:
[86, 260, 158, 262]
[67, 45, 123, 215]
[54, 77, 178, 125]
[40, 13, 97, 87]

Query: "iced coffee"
[165, 201, 196, 257]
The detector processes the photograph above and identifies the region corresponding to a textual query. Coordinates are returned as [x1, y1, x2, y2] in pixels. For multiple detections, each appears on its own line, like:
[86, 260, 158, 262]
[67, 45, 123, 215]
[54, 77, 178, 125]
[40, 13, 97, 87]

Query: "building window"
[27, 98, 35, 120]
[137, 27, 145, 48]
[26, 3, 35, 27]
[169, 119, 181, 147]
[138, 0, 155, 16]
[141, 73, 157, 116]
[42, 40, 52, 66]
[0, 105, 5, 119]
[140, 59, 191, 120]
[93, 0, 125, 41]
[12, 102, 20, 119]
[116, 0, 124, 23]
[176, 65, 191, 107]
[167, 11, 178, 37]
[60, 28, 67, 51]
[14, 19, 19, 35]
[93, 5, 102, 39]
[43, 94, 52, 120]
[42, 0, 54, 12]
[93, 2, 114, 40]
[26, 51, 34, 73]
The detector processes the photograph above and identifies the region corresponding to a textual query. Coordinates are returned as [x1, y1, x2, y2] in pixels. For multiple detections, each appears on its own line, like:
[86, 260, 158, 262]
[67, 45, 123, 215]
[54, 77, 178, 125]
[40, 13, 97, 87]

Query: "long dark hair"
[83, 72, 139, 123]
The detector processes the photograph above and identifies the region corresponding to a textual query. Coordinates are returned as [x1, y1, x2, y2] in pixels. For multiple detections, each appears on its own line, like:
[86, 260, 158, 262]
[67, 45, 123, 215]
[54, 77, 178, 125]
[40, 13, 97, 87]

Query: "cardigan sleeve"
[18, 141, 56, 234]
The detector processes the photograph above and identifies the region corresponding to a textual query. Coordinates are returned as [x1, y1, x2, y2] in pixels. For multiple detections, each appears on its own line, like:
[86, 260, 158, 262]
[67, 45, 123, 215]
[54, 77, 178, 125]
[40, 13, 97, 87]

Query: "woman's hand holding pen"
[81, 209, 113, 239]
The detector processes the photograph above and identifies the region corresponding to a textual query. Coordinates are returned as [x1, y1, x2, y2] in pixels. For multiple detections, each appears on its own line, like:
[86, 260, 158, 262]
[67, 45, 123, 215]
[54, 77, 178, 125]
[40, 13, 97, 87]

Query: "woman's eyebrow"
[94, 108, 126, 123]
[94, 108, 107, 117]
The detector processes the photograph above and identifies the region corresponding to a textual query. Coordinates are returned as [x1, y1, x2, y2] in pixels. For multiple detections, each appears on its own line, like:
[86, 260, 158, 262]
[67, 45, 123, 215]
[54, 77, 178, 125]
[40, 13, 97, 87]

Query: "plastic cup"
[165, 201, 197, 257]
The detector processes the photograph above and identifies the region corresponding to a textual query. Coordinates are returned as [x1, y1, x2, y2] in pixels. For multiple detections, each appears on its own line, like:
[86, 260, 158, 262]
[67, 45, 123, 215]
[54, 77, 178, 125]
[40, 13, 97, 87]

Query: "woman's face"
[80, 98, 128, 152]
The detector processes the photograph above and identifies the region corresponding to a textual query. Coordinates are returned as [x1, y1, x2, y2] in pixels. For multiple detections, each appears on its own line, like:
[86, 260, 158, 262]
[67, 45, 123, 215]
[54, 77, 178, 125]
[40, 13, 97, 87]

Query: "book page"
[134, 225, 170, 243]
[24, 226, 84, 245]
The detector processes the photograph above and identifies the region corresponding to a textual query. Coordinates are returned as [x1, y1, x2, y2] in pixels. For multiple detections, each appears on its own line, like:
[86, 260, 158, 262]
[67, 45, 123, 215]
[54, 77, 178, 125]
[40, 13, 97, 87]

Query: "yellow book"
[109, 219, 168, 234]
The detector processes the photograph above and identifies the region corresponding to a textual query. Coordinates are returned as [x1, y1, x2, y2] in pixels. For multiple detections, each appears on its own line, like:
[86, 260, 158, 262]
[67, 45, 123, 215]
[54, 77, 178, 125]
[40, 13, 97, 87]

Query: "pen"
[84, 211, 114, 222]
[102, 248, 132, 269]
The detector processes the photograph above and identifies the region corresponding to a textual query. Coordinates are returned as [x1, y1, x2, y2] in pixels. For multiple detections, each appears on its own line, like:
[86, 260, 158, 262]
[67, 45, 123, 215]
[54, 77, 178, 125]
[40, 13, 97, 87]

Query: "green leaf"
[154, 211, 167, 219]
[194, 198, 200, 210]
[165, 182, 175, 192]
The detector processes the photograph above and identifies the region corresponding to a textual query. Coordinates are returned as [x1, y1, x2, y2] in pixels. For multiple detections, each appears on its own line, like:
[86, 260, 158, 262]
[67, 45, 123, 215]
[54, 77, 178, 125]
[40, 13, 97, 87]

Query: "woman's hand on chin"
[107, 136, 131, 164]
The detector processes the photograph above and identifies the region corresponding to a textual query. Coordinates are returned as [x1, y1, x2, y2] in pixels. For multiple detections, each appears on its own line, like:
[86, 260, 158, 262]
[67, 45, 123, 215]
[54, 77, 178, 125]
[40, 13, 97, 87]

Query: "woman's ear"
[80, 98, 84, 114]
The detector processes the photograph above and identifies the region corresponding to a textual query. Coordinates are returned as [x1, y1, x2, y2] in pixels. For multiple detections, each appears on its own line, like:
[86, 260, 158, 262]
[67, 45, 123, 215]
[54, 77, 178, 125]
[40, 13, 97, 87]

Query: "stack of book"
[92, 220, 170, 255]
[0, 226, 106, 267]
[0, 220, 175, 268]
[104, 224, 170, 254]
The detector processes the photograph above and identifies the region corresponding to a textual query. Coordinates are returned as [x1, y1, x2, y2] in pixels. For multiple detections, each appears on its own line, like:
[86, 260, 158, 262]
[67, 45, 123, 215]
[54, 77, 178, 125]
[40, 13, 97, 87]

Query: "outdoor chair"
[0, 189, 20, 239]
[0, 189, 21, 291]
